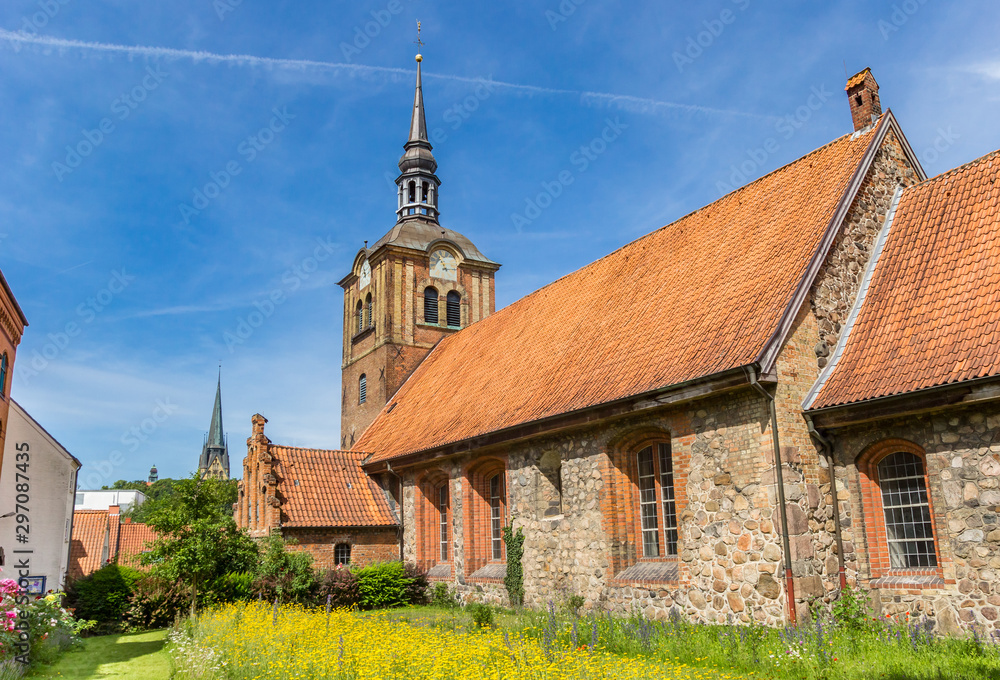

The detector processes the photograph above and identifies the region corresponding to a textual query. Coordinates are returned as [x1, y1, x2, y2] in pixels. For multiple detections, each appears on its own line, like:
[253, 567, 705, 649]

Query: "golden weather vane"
[414, 20, 424, 56]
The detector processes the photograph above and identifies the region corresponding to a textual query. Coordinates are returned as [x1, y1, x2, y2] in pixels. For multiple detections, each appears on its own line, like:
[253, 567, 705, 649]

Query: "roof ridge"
[270, 444, 361, 456]
[913, 146, 1000, 187]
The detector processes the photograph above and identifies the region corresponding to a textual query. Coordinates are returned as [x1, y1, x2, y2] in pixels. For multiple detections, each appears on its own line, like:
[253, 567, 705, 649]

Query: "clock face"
[429, 249, 458, 281]
[359, 260, 371, 289]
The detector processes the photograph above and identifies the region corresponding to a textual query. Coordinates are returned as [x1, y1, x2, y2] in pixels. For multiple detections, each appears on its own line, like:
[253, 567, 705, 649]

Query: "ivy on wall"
[502, 522, 525, 607]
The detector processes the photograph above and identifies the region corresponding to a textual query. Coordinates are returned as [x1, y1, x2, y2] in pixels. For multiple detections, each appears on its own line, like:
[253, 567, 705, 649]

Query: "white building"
[0, 400, 80, 592]
[73, 489, 146, 513]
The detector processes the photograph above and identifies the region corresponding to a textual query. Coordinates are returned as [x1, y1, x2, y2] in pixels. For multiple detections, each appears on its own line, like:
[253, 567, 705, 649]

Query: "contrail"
[0, 29, 772, 121]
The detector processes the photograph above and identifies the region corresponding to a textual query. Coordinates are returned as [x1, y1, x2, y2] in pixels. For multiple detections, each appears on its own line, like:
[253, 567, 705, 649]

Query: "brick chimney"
[846, 67, 882, 132]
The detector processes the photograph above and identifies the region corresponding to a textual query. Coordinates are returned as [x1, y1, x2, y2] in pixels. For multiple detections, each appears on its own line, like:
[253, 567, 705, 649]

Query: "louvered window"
[424, 287, 439, 324]
[364, 293, 373, 329]
[446, 291, 461, 327]
[334, 543, 351, 565]
[356, 301, 364, 333]
[878, 452, 937, 569]
[359, 374, 367, 404]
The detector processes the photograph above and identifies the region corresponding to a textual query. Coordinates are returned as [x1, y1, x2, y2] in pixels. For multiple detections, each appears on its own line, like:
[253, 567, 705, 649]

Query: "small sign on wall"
[22, 576, 46, 595]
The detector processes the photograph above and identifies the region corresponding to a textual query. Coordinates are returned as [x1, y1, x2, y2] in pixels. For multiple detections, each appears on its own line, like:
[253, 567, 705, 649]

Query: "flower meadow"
[169, 601, 737, 680]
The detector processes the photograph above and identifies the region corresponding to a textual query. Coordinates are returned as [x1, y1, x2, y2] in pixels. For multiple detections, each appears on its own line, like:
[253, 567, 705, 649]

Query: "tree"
[142, 474, 257, 616]
[254, 535, 315, 603]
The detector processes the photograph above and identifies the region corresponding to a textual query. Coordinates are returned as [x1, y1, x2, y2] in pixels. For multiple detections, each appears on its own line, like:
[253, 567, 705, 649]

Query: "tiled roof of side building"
[807, 148, 1000, 410]
[68, 510, 110, 580]
[117, 521, 158, 569]
[358, 122, 884, 463]
[269, 446, 397, 527]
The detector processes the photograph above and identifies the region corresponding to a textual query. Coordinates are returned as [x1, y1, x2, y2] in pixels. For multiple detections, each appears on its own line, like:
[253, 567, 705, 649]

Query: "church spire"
[396, 23, 440, 223]
[207, 371, 224, 448]
[199, 370, 230, 479]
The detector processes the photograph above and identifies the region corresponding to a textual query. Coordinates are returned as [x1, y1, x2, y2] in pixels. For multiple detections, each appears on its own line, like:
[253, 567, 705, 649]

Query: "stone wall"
[829, 400, 1000, 634]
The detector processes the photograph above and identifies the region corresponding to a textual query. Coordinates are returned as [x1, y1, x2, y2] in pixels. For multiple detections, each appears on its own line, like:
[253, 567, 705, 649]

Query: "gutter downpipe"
[745, 365, 797, 625]
[386, 462, 405, 562]
[806, 415, 847, 590]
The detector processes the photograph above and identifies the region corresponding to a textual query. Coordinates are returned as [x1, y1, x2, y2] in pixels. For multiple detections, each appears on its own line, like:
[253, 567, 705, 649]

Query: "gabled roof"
[117, 521, 158, 569]
[9, 400, 81, 468]
[806, 148, 1000, 410]
[68, 510, 115, 579]
[358, 121, 888, 463]
[268, 446, 396, 528]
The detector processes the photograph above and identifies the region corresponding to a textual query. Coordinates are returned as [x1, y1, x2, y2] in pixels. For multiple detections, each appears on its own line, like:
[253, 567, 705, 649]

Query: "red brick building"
[0, 269, 28, 483]
[234, 415, 397, 569]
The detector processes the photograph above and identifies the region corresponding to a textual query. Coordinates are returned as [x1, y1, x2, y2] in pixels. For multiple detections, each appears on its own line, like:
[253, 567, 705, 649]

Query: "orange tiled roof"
[117, 521, 158, 569]
[68, 510, 112, 580]
[846, 67, 876, 91]
[359, 124, 883, 462]
[269, 446, 396, 527]
[807, 148, 1000, 409]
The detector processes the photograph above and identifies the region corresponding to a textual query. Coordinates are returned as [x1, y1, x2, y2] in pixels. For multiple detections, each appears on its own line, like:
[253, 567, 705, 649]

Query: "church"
[236, 59, 1000, 633]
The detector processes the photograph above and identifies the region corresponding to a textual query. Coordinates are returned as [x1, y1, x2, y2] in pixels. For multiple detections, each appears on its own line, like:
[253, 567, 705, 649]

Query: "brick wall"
[283, 527, 399, 570]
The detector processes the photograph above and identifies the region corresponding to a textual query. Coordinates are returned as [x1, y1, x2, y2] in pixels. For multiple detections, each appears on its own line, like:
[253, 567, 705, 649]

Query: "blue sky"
[1, 0, 998, 487]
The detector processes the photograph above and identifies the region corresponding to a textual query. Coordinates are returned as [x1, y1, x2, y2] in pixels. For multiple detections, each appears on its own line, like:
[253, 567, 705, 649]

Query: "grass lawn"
[28, 630, 171, 680]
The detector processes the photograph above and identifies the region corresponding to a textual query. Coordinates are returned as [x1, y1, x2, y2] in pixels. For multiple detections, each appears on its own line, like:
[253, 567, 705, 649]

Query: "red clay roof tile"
[117, 521, 157, 569]
[808, 148, 1000, 409]
[68, 510, 111, 580]
[269, 446, 396, 527]
[359, 126, 881, 462]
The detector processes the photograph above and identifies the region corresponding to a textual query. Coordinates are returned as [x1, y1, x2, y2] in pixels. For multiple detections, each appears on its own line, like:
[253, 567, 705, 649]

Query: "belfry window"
[408, 181, 416, 203]
[424, 287, 439, 324]
[0, 352, 7, 397]
[636, 443, 678, 557]
[359, 374, 367, 404]
[356, 301, 364, 334]
[364, 293, 373, 329]
[421, 182, 429, 203]
[446, 291, 461, 327]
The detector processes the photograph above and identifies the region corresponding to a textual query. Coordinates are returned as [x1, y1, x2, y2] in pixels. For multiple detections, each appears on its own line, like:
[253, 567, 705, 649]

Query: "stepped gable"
[807, 148, 1000, 410]
[358, 123, 883, 462]
[268, 446, 396, 527]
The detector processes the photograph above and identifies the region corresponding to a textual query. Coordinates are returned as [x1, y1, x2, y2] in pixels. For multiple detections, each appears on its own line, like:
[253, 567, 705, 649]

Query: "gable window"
[636, 443, 678, 558]
[446, 291, 461, 327]
[424, 287, 439, 324]
[356, 300, 364, 334]
[359, 374, 367, 404]
[439, 484, 449, 561]
[364, 293, 373, 329]
[878, 451, 937, 569]
[0, 352, 7, 397]
[489, 474, 504, 560]
[334, 543, 351, 566]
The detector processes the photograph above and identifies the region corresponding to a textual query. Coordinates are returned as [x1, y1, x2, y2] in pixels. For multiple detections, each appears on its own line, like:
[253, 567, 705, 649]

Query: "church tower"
[199, 374, 230, 479]
[338, 50, 501, 448]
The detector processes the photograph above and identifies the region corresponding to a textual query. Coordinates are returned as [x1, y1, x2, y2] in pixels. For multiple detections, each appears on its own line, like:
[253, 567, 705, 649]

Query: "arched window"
[438, 484, 449, 561]
[0, 352, 7, 397]
[408, 181, 416, 203]
[636, 443, 678, 557]
[424, 287, 439, 324]
[359, 374, 367, 404]
[421, 182, 429, 203]
[334, 543, 351, 566]
[356, 300, 364, 334]
[364, 293, 373, 329]
[877, 451, 937, 569]
[446, 291, 461, 327]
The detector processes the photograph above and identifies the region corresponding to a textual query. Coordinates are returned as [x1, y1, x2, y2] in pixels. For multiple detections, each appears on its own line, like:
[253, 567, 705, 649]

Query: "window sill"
[870, 572, 945, 589]
[351, 326, 374, 343]
[610, 560, 679, 585]
[427, 563, 452, 580]
[416, 322, 460, 332]
[468, 563, 506, 583]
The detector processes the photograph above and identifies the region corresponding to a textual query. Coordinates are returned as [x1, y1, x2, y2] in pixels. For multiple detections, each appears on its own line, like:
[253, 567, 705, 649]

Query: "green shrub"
[315, 567, 360, 609]
[431, 582, 458, 609]
[469, 603, 495, 628]
[566, 594, 585, 616]
[831, 586, 873, 633]
[253, 535, 316, 603]
[205, 571, 255, 605]
[65, 564, 143, 631]
[354, 562, 411, 610]
[402, 563, 429, 605]
[123, 575, 189, 630]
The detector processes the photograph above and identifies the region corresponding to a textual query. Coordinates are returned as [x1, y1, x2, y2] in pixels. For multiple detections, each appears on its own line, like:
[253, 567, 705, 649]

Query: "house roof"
[269, 445, 397, 527]
[806, 148, 1000, 410]
[358, 122, 885, 463]
[68, 510, 114, 580]
[846, 67, 877, 91]
[117, 521, 157, 569]
[10, 399, 81, 469]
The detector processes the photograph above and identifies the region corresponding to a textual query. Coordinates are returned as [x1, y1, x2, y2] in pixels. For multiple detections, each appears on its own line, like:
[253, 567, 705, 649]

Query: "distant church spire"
[396, 22, 440, 223]
[199, 370, 230, 479]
